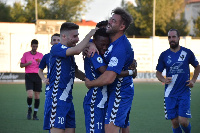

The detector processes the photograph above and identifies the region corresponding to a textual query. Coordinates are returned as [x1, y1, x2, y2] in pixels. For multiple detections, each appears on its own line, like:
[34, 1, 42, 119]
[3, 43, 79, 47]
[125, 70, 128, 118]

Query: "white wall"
[0, 23, 200, 75]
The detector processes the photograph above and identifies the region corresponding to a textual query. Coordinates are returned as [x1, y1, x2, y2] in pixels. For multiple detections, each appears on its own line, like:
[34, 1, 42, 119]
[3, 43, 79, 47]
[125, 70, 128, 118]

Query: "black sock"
[33, 99, 40, 116]
[27, 97, 32, 109]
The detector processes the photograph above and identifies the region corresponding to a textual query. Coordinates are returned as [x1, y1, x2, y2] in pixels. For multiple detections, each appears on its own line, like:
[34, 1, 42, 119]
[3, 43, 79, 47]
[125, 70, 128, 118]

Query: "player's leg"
[64, 128, 75, 133]
[171, 117, 182, 133]
[25, 73, 34, 120]
[51, 127, 65, 133]
[33, 91, 40, 120]
[105, 86, 133, 133]
[179, 116, 190, 133]
[178, 95, 191, 133]
[33, 74, 42, 120]
[105, 122, 120, 133]
[164, 97, 182, 133]
[26, 90, 33, 119]
[121, 126, 130, 133]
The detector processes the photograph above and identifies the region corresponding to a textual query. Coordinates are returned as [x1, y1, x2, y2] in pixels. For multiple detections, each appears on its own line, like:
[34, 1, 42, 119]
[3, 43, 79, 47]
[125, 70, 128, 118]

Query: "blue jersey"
[84, 53, 108, 106]
[104, 34, 134, 92]
[156, 46, 199, 97]
[48, 43, 76, 102]
[39, 53, 50, 95]
[84, 53, 108, 133]
[39, 53, 50, 77]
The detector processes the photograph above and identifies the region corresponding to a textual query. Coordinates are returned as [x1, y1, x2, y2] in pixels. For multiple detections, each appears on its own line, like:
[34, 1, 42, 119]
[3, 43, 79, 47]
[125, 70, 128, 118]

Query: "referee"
[20, 39, 43, 120]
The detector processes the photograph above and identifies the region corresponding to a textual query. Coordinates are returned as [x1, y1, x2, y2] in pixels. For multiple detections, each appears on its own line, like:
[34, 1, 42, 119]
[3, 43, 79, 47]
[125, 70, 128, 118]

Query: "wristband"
[128, 70, 134, 75]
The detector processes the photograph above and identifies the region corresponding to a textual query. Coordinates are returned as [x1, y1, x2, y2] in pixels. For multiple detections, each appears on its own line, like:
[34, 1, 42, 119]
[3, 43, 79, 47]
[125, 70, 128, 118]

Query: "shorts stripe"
[164, 98, 168, 119]
[109, 77, 123, 124]
[50, 58, 61, 128]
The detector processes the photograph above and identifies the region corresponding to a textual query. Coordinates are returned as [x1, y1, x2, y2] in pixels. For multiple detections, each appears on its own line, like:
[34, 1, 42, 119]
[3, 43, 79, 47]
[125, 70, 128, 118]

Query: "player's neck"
[110, 32, 124, 43]
[170, 45, 181, 53]
[30, 51, 37, 55]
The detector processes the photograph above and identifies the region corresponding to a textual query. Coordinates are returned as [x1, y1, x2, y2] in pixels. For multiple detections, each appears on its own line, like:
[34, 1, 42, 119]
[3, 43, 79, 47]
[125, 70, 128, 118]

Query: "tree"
[125, 0, 189, 36]
[0, 1, 13, 22]
[47, 0, 92, 21]
[194, 16, 200, 37]
[10, 2, 27, 22]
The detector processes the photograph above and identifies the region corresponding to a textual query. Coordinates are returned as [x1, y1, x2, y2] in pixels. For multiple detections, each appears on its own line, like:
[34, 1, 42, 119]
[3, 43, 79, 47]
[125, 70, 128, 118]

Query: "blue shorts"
[105, 86, 134, 128]
[83, 103, 107, 133]
[43, 97, 76, 130]
[164, 95, 191, 120]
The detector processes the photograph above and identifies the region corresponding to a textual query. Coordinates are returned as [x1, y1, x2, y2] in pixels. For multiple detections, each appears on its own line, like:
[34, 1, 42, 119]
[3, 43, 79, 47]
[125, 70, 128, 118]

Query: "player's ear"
[119, 23, 125, 31]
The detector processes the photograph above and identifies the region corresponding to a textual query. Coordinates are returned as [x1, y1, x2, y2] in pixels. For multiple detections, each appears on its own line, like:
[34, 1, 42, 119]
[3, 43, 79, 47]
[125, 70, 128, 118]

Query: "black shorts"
[25, 73, 42, 92]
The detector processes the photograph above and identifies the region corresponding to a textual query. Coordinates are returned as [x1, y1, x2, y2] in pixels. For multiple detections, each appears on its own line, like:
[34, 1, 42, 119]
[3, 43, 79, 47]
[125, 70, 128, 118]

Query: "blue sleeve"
[156, 52, 165, 72]
[106, 46, 126, 74]
[90, 53, 106, 70]
[188, 50, 199, 67]
[52, 45, 69, 58]
[39, 54, 47, 69]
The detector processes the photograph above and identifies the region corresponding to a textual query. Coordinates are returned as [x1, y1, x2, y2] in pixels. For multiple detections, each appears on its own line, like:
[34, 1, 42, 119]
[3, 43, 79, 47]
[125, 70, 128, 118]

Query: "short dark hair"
[96, 20, 108, 28]
[112, 7, 133, 31]
[93, 28, 109, 40]
[31, 39, 38, 45]
[51, 33, 60, 40]
[60, 22, 79, 33]
[168, 29, 180, 37]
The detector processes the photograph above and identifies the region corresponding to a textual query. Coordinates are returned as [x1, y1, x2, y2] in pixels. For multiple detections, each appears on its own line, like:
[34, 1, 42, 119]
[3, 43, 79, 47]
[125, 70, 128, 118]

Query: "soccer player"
[156, 29, 200, 133]
[43, 22, 97, 133]
[38, 33, 60, 95]
[20, 39, 43, 120]
[85, 7, 134, 133]
[84, 28, 137, 133]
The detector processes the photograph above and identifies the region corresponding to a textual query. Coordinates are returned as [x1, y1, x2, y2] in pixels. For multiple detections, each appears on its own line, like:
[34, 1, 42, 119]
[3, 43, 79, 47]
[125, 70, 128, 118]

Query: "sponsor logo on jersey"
[178, 50, 187, 61]
[108, 57, 118, 67]
[104, 45, 113, 57]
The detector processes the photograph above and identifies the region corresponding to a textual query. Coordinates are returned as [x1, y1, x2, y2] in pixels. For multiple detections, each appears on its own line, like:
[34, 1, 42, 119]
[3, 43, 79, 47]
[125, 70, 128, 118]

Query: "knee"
[171, 118, 179, 128]
[179, 117, 189, 127]
[179, 120, 189, 127]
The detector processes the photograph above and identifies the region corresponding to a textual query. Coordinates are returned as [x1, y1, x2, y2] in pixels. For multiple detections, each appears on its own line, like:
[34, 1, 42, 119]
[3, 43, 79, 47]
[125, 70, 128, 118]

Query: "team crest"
[97, 57, 103, 63]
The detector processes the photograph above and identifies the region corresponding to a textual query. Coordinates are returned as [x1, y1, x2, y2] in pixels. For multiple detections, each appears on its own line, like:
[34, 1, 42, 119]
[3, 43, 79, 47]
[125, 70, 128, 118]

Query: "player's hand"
[164, 77, 172, 84]
[43, 78, 49, 85]
[128, 59, 137, 69]
[84, 77, 92, 89]
[83, 42, 99, 58]
[88, 27, 99, 37]
[28, 61, 32, 65]
[186, 80, 194, 88]
[36, 59, 41, 63]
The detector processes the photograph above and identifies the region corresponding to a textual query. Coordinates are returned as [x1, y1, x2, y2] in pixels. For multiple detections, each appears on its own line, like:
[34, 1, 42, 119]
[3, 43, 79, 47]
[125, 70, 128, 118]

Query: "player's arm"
[85, 71, 117, 88]
[117, 59, 137, 78]
[20, 61, 32, 68]
[66, 28, 98, 56]
[186, 64, 200, 88]
[75, 68, 85, 81]
[156, 71, 172, 84]
[38, 68, 49, 85]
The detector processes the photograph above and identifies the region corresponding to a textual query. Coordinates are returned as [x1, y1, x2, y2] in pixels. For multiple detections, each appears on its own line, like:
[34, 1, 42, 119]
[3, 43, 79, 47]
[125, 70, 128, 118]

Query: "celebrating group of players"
[20, 7, 200, 133]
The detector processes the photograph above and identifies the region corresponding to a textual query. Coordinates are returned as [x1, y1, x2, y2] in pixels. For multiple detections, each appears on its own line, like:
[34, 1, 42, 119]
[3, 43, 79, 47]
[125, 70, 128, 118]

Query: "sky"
[5, 0, 136, 23]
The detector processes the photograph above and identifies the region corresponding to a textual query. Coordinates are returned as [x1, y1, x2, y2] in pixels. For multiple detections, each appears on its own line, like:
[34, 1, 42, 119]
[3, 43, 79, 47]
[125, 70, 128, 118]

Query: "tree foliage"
[125, 0, 189, 36]
[0, 1, 13, 22]
[194, 16, 200, 37]
[1, 0, 92, 23]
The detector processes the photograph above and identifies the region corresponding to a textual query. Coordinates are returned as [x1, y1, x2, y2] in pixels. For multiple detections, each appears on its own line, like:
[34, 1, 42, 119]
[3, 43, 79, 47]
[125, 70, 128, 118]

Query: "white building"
[185, 0, 200, 36]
